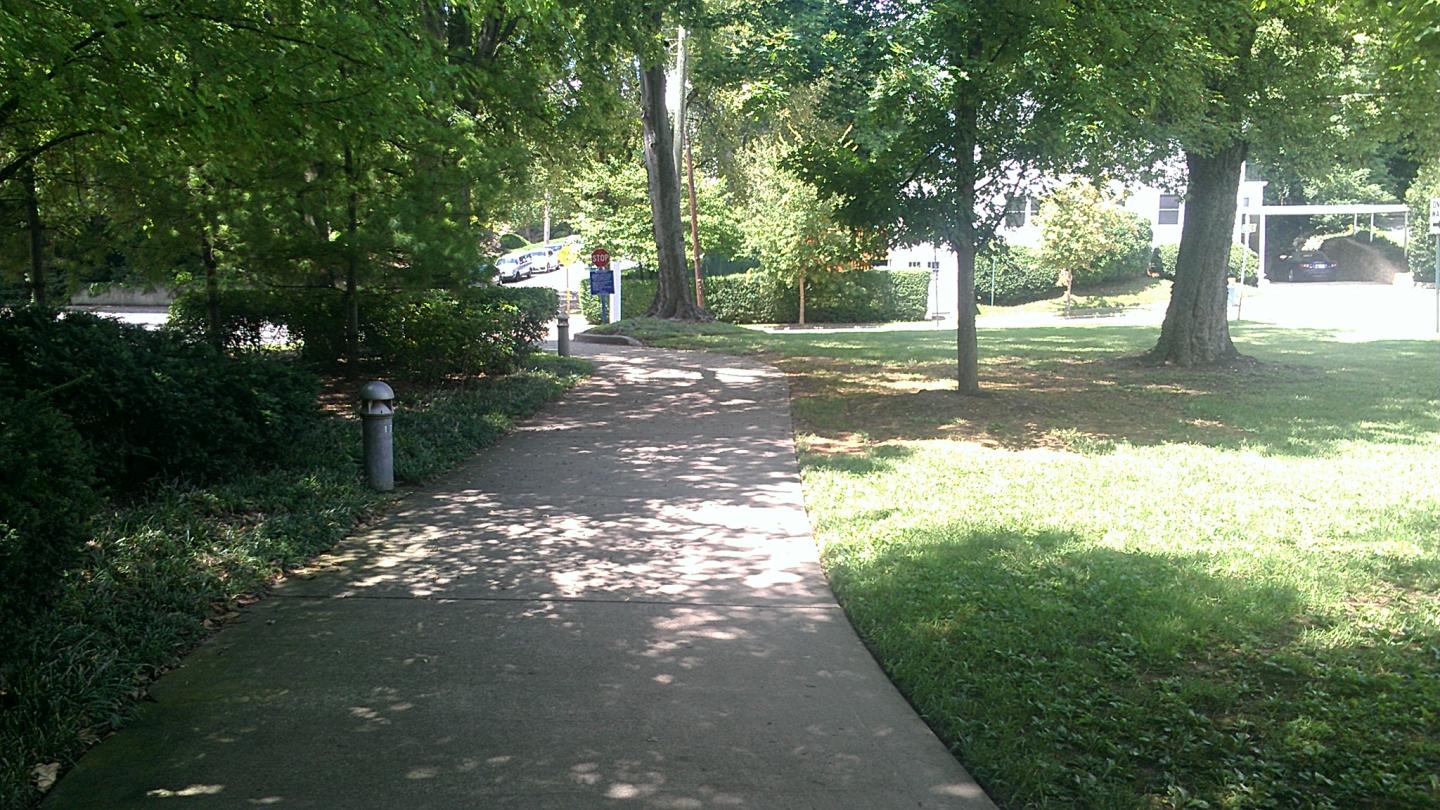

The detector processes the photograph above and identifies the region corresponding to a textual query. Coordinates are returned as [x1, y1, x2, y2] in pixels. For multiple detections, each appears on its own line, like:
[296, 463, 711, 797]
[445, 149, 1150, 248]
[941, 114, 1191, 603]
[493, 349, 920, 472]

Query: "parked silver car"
[495, 253, 534, 283]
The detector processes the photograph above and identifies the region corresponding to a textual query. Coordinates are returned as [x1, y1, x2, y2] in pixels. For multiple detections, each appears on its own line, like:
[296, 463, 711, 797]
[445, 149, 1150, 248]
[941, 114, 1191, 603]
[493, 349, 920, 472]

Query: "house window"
[927, 260, 940, 269]
[1158, 194, 1181, 225]
[1004, 196, 1031, 228]
[907, 260, 922, 268]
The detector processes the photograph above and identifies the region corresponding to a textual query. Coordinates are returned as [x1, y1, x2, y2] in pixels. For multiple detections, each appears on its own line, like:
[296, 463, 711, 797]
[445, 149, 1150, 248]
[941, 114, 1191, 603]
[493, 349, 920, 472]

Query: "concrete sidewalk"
[46, 346, 994, 809]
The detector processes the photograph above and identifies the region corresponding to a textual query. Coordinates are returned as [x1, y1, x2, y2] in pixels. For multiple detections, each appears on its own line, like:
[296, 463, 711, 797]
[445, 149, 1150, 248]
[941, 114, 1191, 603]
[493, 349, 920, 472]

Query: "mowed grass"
[978, 275, 1174, 318]
[612, 318, 1440, 808]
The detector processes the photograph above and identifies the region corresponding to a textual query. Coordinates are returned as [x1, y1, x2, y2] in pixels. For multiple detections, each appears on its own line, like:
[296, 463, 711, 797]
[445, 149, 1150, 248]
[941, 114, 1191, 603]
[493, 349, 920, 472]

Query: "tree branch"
[0, 129, 101, 187]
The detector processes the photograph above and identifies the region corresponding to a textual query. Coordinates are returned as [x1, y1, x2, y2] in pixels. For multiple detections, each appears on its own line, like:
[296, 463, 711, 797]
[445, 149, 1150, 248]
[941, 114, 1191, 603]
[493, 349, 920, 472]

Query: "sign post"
[593, 246, 622, 321]
[589, 248, 615, 324]
[1430, 199, 1439, 332]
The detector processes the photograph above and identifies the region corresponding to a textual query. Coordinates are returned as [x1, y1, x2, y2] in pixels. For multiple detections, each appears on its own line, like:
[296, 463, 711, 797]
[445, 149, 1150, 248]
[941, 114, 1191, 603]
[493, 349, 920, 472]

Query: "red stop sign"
[590, 248, 610, 268]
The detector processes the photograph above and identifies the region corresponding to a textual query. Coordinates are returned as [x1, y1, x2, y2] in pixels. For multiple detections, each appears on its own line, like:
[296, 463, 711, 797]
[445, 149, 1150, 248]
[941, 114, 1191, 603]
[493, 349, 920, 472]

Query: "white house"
[888, 171, 1270, 316]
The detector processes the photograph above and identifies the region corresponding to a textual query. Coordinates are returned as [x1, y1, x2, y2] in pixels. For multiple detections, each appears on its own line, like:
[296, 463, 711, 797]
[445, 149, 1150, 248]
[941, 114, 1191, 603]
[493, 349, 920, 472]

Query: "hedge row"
[170, 286, 557, 379]
[977, 246, 1064, 306]
[0, 309, 319, 646]
[581, 269, 930, 324]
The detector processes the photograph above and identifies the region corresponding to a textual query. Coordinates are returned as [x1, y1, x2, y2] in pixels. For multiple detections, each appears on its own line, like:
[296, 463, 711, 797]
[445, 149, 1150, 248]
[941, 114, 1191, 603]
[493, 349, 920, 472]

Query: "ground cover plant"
[0, 351, 590, 809]
[604, 318, 1440, 808]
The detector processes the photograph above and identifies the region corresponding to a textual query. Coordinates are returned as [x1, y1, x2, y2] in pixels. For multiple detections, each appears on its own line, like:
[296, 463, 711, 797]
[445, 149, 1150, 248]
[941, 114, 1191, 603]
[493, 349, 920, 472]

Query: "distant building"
[888, 171, 1270, 317]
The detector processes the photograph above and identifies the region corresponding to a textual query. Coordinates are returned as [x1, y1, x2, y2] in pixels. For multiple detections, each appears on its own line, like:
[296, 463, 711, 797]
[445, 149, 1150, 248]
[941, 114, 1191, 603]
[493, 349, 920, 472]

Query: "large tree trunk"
[949, 103, 981, 395]
[22, 162, 47, 308]
[1150, 142, 1247, 365]
[640, 57, 707, 320]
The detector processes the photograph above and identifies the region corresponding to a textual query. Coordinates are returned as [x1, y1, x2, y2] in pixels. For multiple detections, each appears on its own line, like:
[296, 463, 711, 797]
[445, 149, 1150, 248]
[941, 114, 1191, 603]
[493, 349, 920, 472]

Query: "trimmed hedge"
[171, 286, 557, 378]
[1154, 242, 1261, 284]
[580, 276, 661, 323]
[0, 309, 318, 492]
[977, 245, 1061, 306]
[581, 269, 929, 324]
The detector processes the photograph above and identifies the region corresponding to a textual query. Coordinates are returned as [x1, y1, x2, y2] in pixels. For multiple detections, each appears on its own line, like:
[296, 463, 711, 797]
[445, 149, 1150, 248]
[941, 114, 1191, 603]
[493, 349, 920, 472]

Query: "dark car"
[1274, 250, 1339, 282]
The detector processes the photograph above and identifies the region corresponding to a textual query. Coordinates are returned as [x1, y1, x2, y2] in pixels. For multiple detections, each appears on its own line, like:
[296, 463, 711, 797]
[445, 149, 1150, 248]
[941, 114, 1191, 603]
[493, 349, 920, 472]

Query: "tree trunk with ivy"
[639, 56, 708, 320]
[1149, 143, 1248, 366]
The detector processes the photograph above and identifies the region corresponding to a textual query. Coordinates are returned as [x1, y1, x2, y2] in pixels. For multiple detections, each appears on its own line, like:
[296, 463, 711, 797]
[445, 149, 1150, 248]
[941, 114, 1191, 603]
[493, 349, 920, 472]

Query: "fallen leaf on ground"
[33, 762, 59, 792]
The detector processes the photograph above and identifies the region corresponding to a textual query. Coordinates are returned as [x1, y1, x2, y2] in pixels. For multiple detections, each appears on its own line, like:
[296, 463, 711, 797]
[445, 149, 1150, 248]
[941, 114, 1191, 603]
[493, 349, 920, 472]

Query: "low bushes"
[0, 400, 100, 646]
[170, 286, 556, 378]
[580, 276, 661, 323]
[978, 209, 1151, 307]
[0, 309, 317, 493]
[0, 309, 318, 651]
[0, 354, 590, 809]
[1318, 233, 1407, 283]
[581, 269, 929, 324]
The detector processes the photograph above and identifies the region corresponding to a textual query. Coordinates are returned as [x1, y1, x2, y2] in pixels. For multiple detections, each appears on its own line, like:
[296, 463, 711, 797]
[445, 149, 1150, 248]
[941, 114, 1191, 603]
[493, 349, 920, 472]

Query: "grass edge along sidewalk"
[0, 354, 591, 810]
[595, 316, 1440, 808]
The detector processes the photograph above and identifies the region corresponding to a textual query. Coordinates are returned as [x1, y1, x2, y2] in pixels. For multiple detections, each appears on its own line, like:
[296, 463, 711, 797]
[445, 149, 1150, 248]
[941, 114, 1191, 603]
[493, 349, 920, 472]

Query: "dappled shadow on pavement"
[43, 347, 991, 809]
[281, 350, 829, 606]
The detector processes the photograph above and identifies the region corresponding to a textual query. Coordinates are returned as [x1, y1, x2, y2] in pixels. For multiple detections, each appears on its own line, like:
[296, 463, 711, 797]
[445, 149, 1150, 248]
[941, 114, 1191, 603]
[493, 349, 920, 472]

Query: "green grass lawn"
[979, 275, 1173, 318]
[607, 317, 1440, 808]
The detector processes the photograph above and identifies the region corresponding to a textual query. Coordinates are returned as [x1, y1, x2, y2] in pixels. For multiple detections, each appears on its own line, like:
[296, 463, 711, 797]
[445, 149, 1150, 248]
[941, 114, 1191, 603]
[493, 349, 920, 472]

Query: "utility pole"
[686, 138, 705, 308]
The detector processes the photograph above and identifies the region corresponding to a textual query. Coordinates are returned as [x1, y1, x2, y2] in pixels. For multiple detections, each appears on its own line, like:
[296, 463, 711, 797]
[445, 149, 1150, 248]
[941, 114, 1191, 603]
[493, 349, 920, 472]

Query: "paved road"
[46, 346, 993, 809]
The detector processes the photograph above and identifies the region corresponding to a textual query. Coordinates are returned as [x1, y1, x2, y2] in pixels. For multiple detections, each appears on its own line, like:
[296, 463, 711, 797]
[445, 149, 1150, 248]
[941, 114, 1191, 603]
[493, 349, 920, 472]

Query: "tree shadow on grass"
[825, 519, 1440, 809]
[773, 325, 1438, 457]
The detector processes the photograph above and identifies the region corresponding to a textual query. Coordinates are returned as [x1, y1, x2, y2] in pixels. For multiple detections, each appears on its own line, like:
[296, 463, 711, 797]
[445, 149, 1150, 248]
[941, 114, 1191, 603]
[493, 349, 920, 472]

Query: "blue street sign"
[589, 267, 615, 296]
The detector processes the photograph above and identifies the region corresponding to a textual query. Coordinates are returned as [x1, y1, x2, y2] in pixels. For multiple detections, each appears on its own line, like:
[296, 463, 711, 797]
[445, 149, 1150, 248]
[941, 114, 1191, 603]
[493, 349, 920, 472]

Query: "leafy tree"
[1148, 1, 1362, 365]
[738, 135, 881, 324]
[782, 0, 1167, 393]
[569, 153, 742, 273]
[636, 8, 709, 320]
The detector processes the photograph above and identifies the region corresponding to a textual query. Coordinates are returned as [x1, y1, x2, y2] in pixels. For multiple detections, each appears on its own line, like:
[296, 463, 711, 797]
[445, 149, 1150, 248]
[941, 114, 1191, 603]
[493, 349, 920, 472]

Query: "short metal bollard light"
[358, 380, 395, 492]
[557, 307, 570, 357]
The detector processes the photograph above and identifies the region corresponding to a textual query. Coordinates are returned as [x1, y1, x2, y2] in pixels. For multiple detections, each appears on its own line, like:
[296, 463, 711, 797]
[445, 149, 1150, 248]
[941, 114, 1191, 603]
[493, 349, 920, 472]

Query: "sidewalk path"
[46, 346, 994, 809]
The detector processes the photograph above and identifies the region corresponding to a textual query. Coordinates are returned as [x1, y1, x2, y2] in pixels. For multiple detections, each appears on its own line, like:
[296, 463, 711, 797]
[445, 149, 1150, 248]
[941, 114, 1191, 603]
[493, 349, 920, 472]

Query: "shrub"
[580, 275, 660, 322]
[171, 286, 555, 377]
[802, 270, 930, 322]
[499, 233, 530, 251]
[1154, 242, 1261, 284]
[977, 245, 1060, 305]
[0, 397, 100, 646]
[366, 288, 556, 380]
[581, 268, 928, 324]
[0, 308, 319, 493]
[706, 271, 796, 323]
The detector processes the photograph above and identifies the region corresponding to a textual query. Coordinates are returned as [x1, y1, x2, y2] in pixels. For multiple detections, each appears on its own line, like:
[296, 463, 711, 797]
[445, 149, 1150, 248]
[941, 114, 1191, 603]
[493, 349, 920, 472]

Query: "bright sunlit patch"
[145, 784, 225, 798]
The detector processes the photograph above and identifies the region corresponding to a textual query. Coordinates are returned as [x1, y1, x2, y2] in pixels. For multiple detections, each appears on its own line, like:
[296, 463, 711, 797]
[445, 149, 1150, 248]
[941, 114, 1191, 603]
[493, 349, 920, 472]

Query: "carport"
[1246, 203, 1410, 285]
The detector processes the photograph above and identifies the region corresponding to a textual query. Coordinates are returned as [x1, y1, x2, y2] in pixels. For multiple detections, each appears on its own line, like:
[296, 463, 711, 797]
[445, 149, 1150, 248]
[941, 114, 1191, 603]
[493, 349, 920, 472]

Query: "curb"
[574, 332, 642, 347]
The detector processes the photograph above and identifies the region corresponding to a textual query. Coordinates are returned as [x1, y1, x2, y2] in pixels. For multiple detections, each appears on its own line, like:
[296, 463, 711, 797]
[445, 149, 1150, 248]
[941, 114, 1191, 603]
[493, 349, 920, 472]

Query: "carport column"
[1257, 213, 1268, 286]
